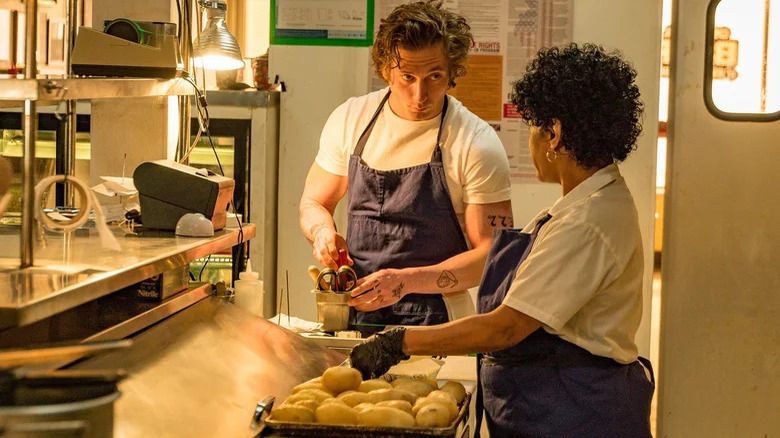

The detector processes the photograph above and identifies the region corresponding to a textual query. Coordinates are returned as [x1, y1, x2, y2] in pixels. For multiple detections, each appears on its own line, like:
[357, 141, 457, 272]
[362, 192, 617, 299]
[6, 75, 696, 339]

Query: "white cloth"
[503, 164, 644, 364]
[316, 87, 512, 233]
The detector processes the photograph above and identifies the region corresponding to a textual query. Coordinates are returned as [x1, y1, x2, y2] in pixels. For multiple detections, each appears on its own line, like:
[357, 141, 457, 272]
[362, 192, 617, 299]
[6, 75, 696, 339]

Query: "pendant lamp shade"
[192, 1, 244, 70]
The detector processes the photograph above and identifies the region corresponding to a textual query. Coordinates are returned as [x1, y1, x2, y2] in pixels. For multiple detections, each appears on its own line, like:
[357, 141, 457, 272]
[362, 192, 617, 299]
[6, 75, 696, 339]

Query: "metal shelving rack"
[1, 0, 193, 269]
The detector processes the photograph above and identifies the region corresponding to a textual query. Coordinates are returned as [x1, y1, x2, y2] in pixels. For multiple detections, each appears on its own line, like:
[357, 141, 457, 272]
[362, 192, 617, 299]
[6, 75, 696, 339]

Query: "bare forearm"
[402, 306, 541, 356]
[404, 245, 490, 295]
[299, 198, 336, 243]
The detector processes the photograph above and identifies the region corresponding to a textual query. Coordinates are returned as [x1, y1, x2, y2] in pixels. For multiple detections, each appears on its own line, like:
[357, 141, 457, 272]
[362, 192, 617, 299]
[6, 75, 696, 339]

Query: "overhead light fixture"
[192, 0, 244, 70]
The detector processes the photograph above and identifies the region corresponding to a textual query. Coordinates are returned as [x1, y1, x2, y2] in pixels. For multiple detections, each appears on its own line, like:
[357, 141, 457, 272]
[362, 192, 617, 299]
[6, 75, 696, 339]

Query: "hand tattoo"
[437, 271, 458, 288]
[391, 282, 404, 298]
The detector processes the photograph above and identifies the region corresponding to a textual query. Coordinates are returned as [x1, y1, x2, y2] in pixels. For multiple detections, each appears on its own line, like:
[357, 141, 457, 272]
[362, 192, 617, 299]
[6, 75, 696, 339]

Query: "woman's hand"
[347, 269, 408, 312]
[311, 227, 353, 270]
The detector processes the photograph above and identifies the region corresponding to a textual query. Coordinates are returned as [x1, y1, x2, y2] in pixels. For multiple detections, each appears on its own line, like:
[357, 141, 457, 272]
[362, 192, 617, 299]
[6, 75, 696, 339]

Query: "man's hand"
[349, 327, 410, 379]
[348, 269, 407, 311]
[311, 226, 353, 270]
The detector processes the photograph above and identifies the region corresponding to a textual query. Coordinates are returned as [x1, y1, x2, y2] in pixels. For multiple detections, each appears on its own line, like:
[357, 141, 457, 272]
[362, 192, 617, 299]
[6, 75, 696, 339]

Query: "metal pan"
[263, 392, 471, 438]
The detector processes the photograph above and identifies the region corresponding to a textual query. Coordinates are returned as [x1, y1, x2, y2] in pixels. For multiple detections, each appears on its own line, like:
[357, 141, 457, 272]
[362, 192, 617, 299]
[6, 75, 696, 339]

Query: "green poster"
[271, 0, 374, 47]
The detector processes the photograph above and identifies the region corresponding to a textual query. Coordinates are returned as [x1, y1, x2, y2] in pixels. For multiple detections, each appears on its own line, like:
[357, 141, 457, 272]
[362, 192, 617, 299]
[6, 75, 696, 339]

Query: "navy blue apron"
[474, 214, 655, 438]
[346, 92, 469, 336]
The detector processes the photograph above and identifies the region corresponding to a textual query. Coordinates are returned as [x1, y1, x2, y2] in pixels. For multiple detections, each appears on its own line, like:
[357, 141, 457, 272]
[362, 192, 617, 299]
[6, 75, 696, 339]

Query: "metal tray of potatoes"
[264, 392, 471, 438]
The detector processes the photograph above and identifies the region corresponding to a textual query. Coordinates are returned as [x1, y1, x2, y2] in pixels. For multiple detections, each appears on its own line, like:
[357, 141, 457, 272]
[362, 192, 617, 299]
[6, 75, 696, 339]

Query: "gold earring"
[546, 148, 558, 163]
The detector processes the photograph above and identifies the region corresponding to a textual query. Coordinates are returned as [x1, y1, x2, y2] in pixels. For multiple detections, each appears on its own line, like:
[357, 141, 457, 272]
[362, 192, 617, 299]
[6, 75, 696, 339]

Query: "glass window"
[187, 134, 235, 178]
[706, 0, 780, 120]
[0, 127, 91, 219]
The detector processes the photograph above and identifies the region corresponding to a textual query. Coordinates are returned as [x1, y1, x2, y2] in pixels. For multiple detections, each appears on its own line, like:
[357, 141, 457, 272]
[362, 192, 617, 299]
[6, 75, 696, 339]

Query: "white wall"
[272, 1, 662, 349]
[571, 0, 662, 359]
[271, 45, 369, 319]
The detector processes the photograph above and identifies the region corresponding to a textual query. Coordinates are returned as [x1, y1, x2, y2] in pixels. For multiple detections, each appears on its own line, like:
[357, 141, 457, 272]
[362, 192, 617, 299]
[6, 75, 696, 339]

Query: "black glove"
[349, 327, 410, 379]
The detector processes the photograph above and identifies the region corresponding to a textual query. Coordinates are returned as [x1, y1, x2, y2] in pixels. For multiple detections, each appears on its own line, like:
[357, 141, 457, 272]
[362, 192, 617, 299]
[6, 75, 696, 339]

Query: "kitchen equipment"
[314, 291, 351, 332]
[307, 265, 321, 286]
[133, 160, 234, 231]
[0, 371, 123, 438]
[262, 391, 472, 438]
[0, 340, 132, 371]
[0, 341, 131, 438]
[316, 267, 357, 293]
[71, 22, 181, 78]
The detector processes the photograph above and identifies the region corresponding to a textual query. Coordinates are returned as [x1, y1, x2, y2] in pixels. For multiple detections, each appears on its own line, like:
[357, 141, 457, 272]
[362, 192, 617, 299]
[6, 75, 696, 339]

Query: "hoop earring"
[546, 148, 558, 163]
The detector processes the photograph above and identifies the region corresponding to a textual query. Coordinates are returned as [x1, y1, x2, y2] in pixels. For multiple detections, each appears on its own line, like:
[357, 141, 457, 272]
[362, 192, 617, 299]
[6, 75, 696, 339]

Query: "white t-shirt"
[503, 164, 644, 364]
[316, 88, 511, 232]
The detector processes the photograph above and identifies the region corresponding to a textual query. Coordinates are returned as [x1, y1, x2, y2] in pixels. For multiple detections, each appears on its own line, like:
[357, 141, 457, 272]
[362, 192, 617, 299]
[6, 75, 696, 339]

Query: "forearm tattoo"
[487, 215, 514, 228]
[391, 282, 404, 298]
[437, 271, 458, 289]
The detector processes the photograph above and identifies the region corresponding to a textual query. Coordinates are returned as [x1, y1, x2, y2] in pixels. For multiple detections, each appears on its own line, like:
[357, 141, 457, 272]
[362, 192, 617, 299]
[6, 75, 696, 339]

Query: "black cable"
[205, 127, 245, 249]
[198, 254, 211, 282]
[175, 0, 182, 40]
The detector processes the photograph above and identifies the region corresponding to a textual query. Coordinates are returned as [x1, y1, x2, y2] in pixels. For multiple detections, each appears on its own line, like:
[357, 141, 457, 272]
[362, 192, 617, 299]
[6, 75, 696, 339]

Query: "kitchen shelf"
[0, 223, 255, 329]
[0, 77, 193, 102]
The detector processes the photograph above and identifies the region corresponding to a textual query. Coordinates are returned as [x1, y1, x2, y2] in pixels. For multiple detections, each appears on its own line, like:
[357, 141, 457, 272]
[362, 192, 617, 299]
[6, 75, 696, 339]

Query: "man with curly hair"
[300, 1, 512, 335]
[349, 44, 654, 437]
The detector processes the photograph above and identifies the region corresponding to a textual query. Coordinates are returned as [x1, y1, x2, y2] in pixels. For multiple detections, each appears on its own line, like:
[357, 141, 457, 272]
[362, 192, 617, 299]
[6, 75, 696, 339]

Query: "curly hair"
[372, 0, 473, 88]
[511, 43, 644, 168]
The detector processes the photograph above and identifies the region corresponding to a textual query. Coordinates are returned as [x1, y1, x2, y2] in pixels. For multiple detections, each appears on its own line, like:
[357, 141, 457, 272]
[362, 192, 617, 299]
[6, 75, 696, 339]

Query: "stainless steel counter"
[73, 297, 344, 438]
[198, 89, 281, 108]
[0, 224, 255, 329]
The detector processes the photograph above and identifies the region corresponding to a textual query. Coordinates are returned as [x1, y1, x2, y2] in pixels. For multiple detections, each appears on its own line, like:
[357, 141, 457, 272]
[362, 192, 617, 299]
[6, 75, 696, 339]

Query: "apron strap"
[354, 91, 392, 157]
[430, 95, 449, 163]
[474, 353, 484, 438]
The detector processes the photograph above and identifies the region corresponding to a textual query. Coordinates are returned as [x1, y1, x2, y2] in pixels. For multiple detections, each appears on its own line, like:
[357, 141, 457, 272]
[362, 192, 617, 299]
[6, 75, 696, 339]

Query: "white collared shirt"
[503, 164, 643, 364]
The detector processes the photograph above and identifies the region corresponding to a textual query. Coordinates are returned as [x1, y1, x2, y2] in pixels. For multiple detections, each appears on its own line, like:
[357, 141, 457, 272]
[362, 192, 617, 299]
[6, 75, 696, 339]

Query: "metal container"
[314, 291, 351, 332]
[265, 392, 471, 438]
[0, 380, 120, 438]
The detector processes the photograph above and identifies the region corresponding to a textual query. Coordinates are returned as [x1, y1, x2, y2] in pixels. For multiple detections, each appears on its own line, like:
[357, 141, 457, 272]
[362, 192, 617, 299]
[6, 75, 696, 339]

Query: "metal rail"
[20, 0, 37, 269]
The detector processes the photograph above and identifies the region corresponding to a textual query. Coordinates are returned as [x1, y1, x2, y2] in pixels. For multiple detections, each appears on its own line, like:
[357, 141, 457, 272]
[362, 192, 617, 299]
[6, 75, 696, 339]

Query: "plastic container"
[233, 259, 264, 317]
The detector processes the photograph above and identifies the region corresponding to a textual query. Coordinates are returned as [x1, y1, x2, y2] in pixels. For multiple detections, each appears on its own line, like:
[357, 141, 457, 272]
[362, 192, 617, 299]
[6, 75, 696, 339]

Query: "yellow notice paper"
[449, 55, 504, 121]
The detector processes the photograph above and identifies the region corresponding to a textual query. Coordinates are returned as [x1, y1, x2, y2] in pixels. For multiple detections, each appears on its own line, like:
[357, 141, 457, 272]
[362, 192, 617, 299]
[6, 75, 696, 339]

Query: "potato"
[440, 381, 466, 404]
[357, 406, 416, 428]
[415, 402, 451, 428]
[353, 402, 375, 412]
[358, 379, 393, 393]
[293, 399, 319, 411]
[376, 400, 413, 414]
[393, 380, 435, 398]
[269, 404, 315, 423]
[315, 402, 358, 425]
[391, 377, 438, 389]
[412, 396, 458, 422]
[287, 389, 333, 404]
[306, 376, 323, 384]
[368, 388, 417, 405]
[337, 390, 373, 407]
[427, 390, 457, 406]
[389, 377, 416, 388]
[322, 366, 363, 394]
[291, 382, 331, 395]
[320, 398, 347, 406]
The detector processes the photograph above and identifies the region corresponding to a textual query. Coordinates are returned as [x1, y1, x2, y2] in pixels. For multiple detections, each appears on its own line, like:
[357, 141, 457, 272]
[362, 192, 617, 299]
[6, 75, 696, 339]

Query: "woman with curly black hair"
[349, 43, 654, 437]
